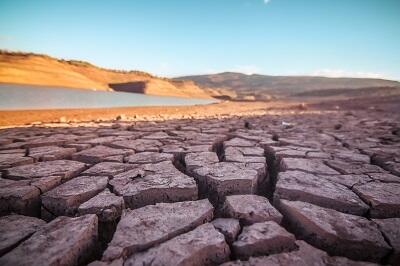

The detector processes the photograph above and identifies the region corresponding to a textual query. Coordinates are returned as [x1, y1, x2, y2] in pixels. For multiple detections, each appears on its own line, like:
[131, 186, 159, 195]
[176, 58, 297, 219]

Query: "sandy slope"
[0, 51, 212, 98]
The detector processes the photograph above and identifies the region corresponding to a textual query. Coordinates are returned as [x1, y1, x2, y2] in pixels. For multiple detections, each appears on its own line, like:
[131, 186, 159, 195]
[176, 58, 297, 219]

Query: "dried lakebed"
[0, 109, 399, 266]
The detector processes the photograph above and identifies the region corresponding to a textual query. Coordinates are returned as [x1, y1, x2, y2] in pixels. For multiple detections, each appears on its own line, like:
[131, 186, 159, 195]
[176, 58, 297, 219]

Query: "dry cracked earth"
[0, 108, 400, 266]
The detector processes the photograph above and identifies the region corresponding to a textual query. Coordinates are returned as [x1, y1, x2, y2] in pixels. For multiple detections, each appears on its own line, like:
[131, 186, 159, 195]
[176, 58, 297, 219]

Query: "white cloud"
[308, 69, 391, 79]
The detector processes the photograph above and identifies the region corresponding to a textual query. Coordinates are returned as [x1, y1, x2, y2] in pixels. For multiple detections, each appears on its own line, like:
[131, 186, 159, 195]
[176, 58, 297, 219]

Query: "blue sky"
[0, 0, 399, 80]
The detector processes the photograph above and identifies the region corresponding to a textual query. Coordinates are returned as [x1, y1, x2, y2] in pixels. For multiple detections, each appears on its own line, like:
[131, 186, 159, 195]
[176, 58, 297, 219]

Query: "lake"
[0, 83, 217, 110]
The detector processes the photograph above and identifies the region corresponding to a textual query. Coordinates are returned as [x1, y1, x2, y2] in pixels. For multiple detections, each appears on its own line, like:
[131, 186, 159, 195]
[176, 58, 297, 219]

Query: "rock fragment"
[22, 134, 79, 148]
[225, 147, 266, 163]
[41, 175, 108, 218]
[125, 152, 173, 164]
[124, 223, 230, 266]
[0, 153, 33, 170]
[0, 215, 46, 256]
[109, 139, 162, 152]
[0, 214, 98, 266]
[224, 138, 256, 148]
[162, 143, 213, 155]
[373, 218, 400, 265]
[277, 199, 391, 262]
[0, 178, 41, 216]
[268, 146, 309, 159]
[353, 182, 400, 218]
[223, 195, 282, 225]
[82, 162, 136, 178]
[78, 188, 124, 243]
[371, 153, 400, 176]
[72, 145, 133, 164]
[24, 175, 62, 193]
[4, 159, 86, 181]
[274, 170, 369, 215]
[0, 139, 13, 146]
[64, 143, 91, 151]
[317, 174, 371, 188]
[110, 161, 197, 209]
[232, 221, 296, 260]
[193, 162, 260, 203]
[280, 158, 339, 175]
[87, 259, 123, 266]
[367, 172, 400, 183]
[325, 160, 385, 175]
[222, 240, 378, 266]
[211, 218, 241, 244]
[81, 136, 126, 146]
[142, 131, 173, 140]
[0, 142, 26, 150]
[230, 146, 265, 157]
[307, 151, 332, 159]
[332, 150, 370, 163]
[184, 151, 219, 174]
[102, 199, 213, 261]
[78, 188, 124, 222]
[0, 148, 25, 154]
[28, 146, 76, 161]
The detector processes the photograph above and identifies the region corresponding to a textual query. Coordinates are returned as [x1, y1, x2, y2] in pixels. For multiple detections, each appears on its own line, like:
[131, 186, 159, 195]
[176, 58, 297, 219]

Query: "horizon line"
[2, 48, 399, 82]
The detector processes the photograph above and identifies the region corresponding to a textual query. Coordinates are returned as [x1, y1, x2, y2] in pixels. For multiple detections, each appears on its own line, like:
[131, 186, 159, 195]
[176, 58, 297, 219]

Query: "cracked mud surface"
[0, 105, 400, 265]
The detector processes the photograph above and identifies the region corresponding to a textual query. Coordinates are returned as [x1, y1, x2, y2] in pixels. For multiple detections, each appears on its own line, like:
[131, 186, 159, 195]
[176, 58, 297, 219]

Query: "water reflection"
[0, 84, 216, 110]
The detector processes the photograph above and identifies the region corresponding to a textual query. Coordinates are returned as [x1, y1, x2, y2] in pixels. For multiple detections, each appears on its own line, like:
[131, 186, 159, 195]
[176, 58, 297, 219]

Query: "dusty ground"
[0, 96, 399, 265]
[0, 100, 303, 127]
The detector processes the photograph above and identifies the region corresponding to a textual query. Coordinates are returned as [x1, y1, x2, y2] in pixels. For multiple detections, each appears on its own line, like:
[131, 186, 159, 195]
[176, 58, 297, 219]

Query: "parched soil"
[0, 96, 399, 265]
[0, 100, 300, 127]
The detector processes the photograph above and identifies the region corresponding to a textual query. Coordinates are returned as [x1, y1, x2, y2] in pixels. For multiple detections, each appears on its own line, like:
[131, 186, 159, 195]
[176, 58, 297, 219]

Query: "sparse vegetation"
[0, 49, 154, 78]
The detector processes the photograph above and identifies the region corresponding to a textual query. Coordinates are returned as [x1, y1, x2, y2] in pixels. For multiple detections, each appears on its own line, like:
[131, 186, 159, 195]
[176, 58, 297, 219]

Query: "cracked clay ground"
[0, 105, 399, 266]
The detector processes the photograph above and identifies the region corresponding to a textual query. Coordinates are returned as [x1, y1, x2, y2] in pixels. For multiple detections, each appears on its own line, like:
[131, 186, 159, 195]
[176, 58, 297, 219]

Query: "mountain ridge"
[176, 72, 400, 100]
[2, 50, 400, 100]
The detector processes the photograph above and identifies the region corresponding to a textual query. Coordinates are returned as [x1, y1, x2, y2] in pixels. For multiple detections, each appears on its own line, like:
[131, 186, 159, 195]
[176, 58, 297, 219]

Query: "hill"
[176, 72, 400, 100]
[0, 50, 212, 99]
[3, 51, 399, 101]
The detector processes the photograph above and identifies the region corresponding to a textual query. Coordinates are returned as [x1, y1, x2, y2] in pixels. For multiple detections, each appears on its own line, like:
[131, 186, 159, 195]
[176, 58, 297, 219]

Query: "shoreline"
[3, 95, 398, 128]
[0, 100, 302, 127]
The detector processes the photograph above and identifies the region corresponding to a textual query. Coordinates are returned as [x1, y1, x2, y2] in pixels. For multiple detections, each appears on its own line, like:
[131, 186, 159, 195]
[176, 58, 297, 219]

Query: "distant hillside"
[294, 86, 400, 99]
[176, 72, 400, 99]
[0, 50, 212, 99]
[3, 51, 399, 101]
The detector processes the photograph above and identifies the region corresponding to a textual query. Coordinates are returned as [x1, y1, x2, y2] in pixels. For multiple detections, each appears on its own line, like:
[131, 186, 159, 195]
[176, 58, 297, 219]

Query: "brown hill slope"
[0, 51, 212, 98]
[176, 72, 400, 99]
